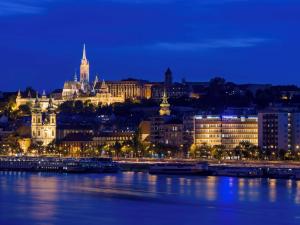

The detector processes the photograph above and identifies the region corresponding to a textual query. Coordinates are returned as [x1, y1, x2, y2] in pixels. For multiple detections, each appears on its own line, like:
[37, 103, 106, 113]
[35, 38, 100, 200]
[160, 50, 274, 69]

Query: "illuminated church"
[16, 44, 125, 111]
[16, 44, 191, 112]
[31, 95, 56, 146]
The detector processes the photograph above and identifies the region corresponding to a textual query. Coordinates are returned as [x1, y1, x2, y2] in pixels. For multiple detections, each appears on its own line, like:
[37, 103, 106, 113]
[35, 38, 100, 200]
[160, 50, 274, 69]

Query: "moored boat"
[210, 166, 265, 178]
[149, 162, 211, 175]
[0, 157, 119, 173]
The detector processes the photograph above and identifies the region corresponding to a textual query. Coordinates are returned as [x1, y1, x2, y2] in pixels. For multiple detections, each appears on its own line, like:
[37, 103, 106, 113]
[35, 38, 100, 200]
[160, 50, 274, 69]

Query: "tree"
[59, 101, 75, 114]
[2, 134, 22, 155]
[18, 104, 31, 115]
[121, 144, 134, 158]
[74, 100, 84, 113]
[34, 141, 45, 155]
[189, 144, 198, 158]
[211, 145, 226, 160]
[199, 143, 212, 159]
[45, 140, 58, 155]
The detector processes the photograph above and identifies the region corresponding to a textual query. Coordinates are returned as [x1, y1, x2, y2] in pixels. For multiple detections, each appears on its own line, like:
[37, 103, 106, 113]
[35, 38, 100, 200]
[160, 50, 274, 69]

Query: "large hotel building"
[193, 115, 258, 150]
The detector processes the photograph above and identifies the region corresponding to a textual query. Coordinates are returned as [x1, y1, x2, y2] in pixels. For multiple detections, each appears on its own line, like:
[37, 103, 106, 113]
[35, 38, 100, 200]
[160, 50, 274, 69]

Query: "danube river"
[1, 172, 300, 225]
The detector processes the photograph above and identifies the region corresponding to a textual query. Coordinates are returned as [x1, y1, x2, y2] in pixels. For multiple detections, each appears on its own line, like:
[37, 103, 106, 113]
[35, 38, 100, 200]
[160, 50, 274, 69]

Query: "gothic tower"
[80, 44, 89, 83]
[159, 90, 171, 116]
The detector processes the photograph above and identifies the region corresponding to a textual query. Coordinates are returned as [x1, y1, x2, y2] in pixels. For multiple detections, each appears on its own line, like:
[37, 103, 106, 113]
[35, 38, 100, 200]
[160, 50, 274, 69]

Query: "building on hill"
[15, 45, 209, 111]
[94, 78, 152, 100]
[16, 44, 125, 111]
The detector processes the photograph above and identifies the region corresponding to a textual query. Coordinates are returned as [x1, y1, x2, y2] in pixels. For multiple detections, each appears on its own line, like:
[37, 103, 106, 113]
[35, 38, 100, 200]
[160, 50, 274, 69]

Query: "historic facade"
[31, 96, 56, 146]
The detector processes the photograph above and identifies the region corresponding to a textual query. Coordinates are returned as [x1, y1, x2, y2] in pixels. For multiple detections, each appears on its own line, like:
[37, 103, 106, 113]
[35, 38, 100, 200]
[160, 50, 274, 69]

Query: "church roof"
[63, 81, 81, 89]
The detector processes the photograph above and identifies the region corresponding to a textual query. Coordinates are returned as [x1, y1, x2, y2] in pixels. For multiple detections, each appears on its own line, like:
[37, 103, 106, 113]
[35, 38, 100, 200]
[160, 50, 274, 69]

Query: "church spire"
[17, 89, 21, 98]
[33, 92, 41, 112]
[48, 96, 55, 112]
[74, 70, 78, 82]
[159, 89, 171, 116]
[82, 43, 87, 60]
[80, 43, 89, 83]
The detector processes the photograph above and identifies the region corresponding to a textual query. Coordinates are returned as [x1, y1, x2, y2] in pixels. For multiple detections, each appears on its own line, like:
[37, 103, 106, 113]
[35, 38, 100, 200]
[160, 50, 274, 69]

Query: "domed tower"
[80, 44, 89, 83]
[159, 90, 171, 116]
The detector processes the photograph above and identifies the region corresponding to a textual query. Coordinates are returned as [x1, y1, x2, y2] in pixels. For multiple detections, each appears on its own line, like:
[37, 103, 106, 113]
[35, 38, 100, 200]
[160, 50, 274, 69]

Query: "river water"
[1, 171, 300, 225]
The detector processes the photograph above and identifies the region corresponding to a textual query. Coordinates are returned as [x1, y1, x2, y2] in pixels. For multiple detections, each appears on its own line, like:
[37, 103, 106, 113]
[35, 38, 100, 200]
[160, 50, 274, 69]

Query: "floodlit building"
[193, 115, 258, 150]
[31, 96, 56, 146]
[16, 44, 125, 111]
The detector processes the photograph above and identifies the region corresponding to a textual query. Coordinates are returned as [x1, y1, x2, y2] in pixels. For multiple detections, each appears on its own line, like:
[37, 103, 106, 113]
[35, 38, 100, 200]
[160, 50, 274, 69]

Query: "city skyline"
[0, 0, 300, 91]
[2, 2, 300, 225]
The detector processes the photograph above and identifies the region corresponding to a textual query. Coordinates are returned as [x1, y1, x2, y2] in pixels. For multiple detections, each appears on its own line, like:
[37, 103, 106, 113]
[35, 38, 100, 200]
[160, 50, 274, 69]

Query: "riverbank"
[2, 156, 300, 179]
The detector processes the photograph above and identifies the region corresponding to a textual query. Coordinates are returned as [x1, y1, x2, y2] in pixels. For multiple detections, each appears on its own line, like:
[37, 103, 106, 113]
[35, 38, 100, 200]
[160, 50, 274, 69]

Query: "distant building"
[95, 79, 152, 100]
[161, 118, 183, 146]
[149, 94, 185, 147]
[151, 82, 190, 100]
[194, 115, 258, 150]
[150, 116, 183, 147]
[258, 109, 300, 152]
[57, 131, 135, 156]
[31, 96, 56, 146]
[139, 121, 151, 143]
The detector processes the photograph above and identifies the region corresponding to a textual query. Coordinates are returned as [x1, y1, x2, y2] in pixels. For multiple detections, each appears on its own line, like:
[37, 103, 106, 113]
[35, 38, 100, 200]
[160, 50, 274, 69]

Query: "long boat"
[149, 162, 211, 175]
[0, 157, 119, 173]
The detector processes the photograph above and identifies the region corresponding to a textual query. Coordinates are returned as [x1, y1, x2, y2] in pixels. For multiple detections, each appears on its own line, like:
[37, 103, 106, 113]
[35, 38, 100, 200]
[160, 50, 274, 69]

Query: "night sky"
[0, 0, 300, 91]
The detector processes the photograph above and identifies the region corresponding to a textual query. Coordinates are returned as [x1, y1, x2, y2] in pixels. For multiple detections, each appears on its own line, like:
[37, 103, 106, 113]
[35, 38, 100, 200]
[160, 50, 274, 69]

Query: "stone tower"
[159, 90, 171, 116]
[80, 44, 89, 83]
[164, 67, 173, 87]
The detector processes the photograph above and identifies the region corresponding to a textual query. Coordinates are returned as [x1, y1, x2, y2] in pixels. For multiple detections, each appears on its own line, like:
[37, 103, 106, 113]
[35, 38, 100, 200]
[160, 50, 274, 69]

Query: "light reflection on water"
[1, 171, 300, 225]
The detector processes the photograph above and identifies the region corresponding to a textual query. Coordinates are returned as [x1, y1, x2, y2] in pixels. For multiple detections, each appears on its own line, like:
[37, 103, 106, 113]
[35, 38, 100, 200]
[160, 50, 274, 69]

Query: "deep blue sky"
[0, 0, 300, 91]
